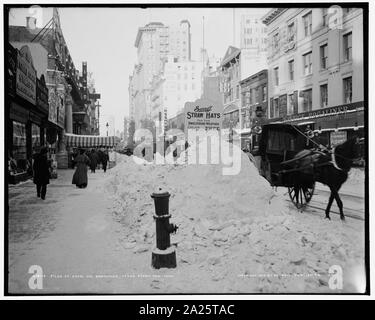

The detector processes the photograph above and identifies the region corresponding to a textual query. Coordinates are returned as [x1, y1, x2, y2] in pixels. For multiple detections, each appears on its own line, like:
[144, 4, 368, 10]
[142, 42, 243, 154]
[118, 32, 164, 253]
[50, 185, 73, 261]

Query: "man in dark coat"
[101, 149, 109, 173]
[89, 149, 99, 173]
[33, 147, 50, 200]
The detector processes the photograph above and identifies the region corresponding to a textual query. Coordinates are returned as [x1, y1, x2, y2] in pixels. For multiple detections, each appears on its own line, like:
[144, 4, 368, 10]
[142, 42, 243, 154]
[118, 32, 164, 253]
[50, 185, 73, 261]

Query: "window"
[288, 60, 294, 80]
[274, 67, 279, 86]
[343, 32, 352, 61]
[322, 8, 328, 26]
[192, 83, 195, 90]
[262, 86, 267, 102]
[302, 89, 313, 111]
[273, 33, 279, 50]
[343, 77, 352, 103]
[32, 123, 41, 152]
[184, 84, 187, 91]
[303, 52, 312, 75]
[10, 121, 27, 174]
[236, 85, 240, 99]
[288, 93, 295, 115]
[320, 44, 328, 69]
[303, 12, 312, 36]
[320, 84, 328, 108]
[273, 98, 279, 118]
[288, 22, 295, 42]
[184, 73, 188, 80]
[255, 87, 259, 103]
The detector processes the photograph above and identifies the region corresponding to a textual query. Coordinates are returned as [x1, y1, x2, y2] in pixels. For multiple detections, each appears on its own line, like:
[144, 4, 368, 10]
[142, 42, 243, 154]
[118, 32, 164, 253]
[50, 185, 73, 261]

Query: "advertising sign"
[16, 45, 36, 104]
[48, 90, 58, 125]
[330, 131, 347, 147]
[184, 98, 223, 133]
[8, 43, 17, 97]
[36, 75, 49, 114]
[58, 96, 65, 128]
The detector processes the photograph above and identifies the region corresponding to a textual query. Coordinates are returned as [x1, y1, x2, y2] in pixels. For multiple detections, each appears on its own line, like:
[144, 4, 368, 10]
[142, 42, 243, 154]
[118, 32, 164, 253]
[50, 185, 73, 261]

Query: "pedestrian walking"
[33, 147, 50, 200]
[72, 149, 90, 188]
[89, 149, 98, 173]
[101, 149, 109, 173]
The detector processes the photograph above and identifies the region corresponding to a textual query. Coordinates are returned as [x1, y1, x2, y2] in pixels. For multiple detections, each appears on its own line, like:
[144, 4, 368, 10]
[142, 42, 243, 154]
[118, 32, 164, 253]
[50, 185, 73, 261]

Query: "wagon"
[257, 123, 316, 209]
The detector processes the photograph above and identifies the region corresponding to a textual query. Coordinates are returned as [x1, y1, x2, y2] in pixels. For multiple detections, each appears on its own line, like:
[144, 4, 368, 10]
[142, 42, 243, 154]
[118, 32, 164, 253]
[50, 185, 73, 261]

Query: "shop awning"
[64, 133, 118, 148]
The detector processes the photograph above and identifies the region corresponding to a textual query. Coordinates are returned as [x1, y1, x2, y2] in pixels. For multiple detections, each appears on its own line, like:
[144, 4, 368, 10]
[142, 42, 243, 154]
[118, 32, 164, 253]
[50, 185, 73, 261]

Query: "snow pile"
[100, 151, 365, 293]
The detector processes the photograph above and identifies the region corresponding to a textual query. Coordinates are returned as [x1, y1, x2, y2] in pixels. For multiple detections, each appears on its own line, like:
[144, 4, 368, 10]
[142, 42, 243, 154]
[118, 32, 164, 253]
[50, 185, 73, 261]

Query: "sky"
[9, 6, 269, 135]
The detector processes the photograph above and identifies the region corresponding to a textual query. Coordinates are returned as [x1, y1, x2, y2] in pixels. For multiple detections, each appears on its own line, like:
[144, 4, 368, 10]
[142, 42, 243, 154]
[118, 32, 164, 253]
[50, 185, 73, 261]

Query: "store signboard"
[277, 101, 364, 123]
[8, 43, 17, 97]
[48, 90, 57, 125]
[16, 45, 36, 105]
[330, 131, 347, 146]
[36, 75, 49, 114]
[184, 98, 223, 133]
[58, 97, 65, 128]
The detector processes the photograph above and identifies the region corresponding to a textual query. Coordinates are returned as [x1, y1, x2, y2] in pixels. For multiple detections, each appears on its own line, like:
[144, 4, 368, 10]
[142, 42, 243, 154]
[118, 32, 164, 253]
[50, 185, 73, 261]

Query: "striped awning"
[64, 134, 117, 148]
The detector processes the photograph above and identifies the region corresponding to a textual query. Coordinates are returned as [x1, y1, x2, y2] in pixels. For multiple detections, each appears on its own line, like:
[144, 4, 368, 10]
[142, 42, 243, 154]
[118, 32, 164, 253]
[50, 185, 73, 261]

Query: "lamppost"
[106, 122, 109, 137]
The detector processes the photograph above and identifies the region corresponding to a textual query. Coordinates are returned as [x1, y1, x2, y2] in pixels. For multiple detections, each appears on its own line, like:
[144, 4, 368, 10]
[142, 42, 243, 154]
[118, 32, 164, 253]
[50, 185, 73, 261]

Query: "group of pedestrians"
[32, 147, 111, 199]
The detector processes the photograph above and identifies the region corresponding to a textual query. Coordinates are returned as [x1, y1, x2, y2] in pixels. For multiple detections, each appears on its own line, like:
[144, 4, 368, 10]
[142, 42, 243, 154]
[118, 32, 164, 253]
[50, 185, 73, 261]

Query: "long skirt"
[72, 163, 88, 187]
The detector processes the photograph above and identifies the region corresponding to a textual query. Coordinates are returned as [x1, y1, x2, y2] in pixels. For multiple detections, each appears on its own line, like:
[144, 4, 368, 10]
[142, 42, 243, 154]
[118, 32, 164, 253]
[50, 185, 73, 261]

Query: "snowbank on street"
[99, 151, 365, 293]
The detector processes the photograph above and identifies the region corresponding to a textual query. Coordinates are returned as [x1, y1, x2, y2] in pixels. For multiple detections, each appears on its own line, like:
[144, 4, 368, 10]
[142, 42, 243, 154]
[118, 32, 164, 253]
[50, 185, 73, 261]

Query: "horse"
[285, 137, 362, 220]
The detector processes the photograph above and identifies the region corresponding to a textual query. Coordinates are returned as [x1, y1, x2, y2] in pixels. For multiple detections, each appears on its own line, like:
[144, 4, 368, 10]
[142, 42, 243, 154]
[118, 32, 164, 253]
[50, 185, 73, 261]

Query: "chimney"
[26, 16, 37, 30]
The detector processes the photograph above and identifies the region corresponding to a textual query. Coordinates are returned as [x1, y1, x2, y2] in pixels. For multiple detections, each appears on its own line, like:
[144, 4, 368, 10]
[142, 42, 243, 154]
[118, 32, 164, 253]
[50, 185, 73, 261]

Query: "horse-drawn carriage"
[257, 123, 363, 219]
[258, 123, 316, 209]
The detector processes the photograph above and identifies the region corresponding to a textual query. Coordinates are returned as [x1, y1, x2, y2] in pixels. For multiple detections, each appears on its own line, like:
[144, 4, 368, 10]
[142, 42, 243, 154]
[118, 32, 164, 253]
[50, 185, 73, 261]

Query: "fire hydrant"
[151, 188, 178, 269]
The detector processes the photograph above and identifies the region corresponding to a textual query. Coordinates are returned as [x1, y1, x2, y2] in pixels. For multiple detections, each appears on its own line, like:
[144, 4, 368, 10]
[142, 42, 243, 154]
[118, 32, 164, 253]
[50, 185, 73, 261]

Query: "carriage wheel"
[288, 183, 315, 210]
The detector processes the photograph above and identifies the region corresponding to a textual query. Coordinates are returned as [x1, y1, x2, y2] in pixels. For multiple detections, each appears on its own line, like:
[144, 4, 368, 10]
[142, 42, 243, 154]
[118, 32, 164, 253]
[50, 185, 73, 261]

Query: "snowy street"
[8, 154, 366, 294]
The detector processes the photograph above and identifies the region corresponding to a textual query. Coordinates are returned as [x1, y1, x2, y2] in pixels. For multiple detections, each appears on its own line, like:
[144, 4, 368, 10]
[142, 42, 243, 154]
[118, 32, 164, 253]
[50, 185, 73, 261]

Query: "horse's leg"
[332, 188, 345, 220]
[325, 192, 334, 220]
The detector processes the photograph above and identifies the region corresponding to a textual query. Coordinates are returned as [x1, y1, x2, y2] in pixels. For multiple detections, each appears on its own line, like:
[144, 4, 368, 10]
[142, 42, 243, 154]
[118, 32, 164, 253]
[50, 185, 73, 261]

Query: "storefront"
[7, 44, 49, 184]
[270, 101, 365, 164]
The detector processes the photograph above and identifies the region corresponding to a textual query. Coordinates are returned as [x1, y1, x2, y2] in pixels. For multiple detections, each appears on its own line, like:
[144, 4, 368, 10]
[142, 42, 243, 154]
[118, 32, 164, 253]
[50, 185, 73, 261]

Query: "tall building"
[130, 20, 192, 129]
[150, 56, 203, 126]
[239, 12, 268, 77]
[262, 7, 364, 147]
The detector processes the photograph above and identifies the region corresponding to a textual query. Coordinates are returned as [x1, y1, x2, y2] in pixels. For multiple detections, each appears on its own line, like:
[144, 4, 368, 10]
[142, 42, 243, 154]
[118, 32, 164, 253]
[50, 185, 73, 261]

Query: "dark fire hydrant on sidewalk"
[151, 188, 178, 269]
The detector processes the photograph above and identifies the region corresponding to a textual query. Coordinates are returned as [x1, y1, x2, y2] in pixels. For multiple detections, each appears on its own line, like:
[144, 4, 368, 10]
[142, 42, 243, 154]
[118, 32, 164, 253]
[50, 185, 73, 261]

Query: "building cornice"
[262, 8, 287, 26]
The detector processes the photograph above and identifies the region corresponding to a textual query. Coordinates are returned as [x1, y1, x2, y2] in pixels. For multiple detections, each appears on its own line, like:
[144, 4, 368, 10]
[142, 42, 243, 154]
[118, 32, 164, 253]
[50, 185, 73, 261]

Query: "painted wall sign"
[16, 45, 36, 104]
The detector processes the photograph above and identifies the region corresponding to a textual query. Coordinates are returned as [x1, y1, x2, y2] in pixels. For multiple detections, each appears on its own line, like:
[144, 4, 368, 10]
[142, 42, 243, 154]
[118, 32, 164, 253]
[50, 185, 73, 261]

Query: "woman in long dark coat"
[33, 147, 50, 200]
[72, 149, 90, 188]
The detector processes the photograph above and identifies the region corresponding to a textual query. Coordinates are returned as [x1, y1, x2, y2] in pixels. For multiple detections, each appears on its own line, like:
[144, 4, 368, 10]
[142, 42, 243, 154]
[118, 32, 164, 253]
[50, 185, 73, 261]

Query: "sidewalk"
[7, 169, 156, 294]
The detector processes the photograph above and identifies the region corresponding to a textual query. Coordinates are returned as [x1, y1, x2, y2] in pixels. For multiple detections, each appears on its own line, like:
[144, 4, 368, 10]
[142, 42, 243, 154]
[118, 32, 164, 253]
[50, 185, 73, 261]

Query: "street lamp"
[106, 122, 109, 137]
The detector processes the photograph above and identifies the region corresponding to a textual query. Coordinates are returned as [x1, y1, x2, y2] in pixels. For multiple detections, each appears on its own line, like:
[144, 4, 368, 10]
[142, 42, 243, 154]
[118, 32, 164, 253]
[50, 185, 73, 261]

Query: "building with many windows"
[129, 20, 192, 129]
[239, 69, 268, 150]
[239, 12, 268, 76]
[262, 7, 364, 147]
[150, 56, 203, 125]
